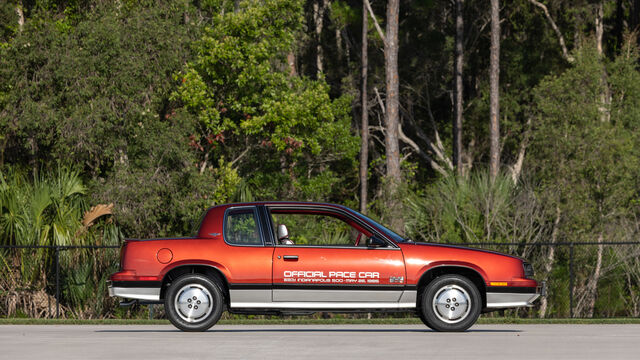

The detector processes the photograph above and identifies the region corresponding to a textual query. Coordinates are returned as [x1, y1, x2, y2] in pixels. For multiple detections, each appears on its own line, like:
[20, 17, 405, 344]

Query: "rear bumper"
[107, 280, 161, 301]
[485, 282, 545, 309]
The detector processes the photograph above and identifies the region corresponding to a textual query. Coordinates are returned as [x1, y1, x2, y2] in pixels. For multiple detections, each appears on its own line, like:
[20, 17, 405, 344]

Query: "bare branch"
[199, 152, 209, 174]
[230, 147, 250, 167]
[398, 125, 448, 176]
[373, 86, 386, 114]
[363, 0, 386, 45]
[422, 89, 454, 170]
[527, 0, 574, 63]
[510, 117, 532, 184]
[376, 86, 448, 176]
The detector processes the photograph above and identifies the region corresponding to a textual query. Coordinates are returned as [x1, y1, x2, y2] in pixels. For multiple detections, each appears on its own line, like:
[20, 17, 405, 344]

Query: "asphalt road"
[1, 324, 638, 360]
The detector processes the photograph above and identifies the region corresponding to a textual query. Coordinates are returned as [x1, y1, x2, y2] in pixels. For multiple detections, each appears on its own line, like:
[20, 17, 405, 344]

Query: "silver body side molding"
[230, 301, 416, 309]
[485, 292, 540, 308]
[108, 286, 161, 301]
[273, 289, 403, 302]
[229, 289, 272, 303]
[229, 289, 418, 309]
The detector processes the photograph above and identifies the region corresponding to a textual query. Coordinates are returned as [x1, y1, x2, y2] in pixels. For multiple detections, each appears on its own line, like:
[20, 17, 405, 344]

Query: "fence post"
[569, 243, 574, 318]
[55, 246, 60, 319]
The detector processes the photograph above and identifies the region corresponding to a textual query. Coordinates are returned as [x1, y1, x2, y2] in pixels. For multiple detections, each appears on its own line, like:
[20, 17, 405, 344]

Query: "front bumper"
[485, 281, 546, 309]
[107, 280, 162, 301]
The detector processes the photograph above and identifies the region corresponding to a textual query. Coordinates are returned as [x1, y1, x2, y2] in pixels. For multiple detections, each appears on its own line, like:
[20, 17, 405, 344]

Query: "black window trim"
[265, 205, 399, 249]
[223, 206, 266, 247]
[257, 205, 275, 246]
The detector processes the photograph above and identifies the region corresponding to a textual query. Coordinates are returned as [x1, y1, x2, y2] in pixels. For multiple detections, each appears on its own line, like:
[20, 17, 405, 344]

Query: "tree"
[0, 1, 218, 237]
[453, 0, 464, 176]
[530, 43, 640, 317]
[173, 0, 359, 205]
[489, 0, 501, 181]
[360, 2, 369, 214]
[313, 0, 330, 75]
[384, 0, 403, 232]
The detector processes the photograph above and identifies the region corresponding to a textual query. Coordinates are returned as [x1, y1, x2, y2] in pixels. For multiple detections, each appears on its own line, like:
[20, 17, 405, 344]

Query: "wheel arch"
[416, 265, 487, 310]
[160, 264, 230, 305]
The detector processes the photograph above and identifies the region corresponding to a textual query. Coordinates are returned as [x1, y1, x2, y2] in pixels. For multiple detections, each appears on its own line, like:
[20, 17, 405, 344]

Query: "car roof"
[212, 201, 351, 210]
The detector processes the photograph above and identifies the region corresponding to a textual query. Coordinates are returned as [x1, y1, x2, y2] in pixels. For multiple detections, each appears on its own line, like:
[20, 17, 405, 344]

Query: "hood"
[408, 241, 525, 261]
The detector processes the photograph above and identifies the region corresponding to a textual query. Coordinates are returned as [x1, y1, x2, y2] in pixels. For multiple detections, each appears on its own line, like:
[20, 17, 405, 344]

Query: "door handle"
[283, 255, 298, 261]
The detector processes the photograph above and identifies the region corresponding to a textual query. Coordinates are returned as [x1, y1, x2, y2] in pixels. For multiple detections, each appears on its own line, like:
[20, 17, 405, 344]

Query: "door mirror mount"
[366, 236, 386, 248]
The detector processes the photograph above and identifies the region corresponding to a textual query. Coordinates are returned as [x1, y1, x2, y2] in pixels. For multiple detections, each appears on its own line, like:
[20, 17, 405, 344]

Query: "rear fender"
[160, 260, 231, 284]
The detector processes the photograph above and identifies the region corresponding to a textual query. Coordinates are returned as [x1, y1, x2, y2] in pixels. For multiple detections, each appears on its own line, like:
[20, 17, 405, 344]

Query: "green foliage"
[0, 166, 122, 317]
[173, 0, 359, 204]
[527, 42, 640, 317]
[1, 0, 639, 320]
[272, 213, 354, 246]
[405, 171, 547, 246]
[0, 1, 199, 172]
[530, 44, 640, 240]
[0, 0, 245, 238]
[225, 210, 261, 245]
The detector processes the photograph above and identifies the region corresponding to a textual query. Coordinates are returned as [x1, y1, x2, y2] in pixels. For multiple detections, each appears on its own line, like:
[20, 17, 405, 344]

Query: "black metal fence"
[0, 245, 119, 318]
[1, 241, 639, 318]
[454, 241, 640, 318]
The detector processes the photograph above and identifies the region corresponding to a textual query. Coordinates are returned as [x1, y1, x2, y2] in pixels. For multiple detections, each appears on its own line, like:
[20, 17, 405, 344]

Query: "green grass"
[1, 317, 639, 325]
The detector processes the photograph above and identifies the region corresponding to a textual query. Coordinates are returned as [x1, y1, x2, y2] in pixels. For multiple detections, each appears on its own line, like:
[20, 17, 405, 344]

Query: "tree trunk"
[633, 0, 640, 46]
[585, 233, 604, 317]
[539, 206, 561, 318]
[596, 2, 604, 56]
[489, 0, 501, 182]
[359, 3, 369, 214]
[385, 0, 403, 233]
[596, 2, 611, 123]
[313, 0, 329, 75]
[453, 0, 464, 176]
[287, 52, 297, 76]
[29, 137, 38, 178]
[16, 4, 24, 32]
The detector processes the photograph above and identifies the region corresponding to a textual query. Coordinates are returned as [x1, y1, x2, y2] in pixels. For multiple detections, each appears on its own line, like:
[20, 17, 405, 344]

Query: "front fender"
[418, 261, 489, 284]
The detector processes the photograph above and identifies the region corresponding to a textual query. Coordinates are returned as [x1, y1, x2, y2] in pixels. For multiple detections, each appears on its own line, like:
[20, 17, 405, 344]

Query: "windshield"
[344, 207, 406, 243]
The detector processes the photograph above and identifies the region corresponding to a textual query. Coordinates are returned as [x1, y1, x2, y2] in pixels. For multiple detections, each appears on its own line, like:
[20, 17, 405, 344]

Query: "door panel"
[272, 247, 406, 302]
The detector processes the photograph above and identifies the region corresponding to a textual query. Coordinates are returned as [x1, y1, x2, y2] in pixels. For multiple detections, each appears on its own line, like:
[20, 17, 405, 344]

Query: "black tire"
[165, 274, 224, 332]
[417, 310, 434, 329]
[419, 274, 481, 332]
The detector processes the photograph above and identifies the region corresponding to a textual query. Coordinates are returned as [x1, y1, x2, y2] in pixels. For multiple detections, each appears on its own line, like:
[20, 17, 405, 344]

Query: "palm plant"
[0, 167, 122, 318]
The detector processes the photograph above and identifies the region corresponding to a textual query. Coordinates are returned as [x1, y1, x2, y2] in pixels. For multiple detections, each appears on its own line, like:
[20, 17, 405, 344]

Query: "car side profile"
[108, 202, 543, 332]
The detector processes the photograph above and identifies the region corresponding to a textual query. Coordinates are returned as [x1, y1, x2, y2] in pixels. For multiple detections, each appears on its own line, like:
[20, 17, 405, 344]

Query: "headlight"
[523, 262, 534, 278]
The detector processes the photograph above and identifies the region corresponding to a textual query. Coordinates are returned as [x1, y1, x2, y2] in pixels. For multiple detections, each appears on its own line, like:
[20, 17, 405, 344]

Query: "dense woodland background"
[1, 0, 639, 319]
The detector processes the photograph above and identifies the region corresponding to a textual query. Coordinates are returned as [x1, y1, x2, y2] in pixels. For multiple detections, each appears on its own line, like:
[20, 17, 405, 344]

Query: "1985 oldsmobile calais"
[108, 202, 543, 331]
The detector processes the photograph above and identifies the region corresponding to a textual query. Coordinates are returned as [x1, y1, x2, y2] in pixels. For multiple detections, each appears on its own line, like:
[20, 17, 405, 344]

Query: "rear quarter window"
[224, 208, 263, 246]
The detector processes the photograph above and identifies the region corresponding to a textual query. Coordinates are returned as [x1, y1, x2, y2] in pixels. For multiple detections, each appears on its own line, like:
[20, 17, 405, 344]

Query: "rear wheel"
[420, 274, 481, 332]
[165, 274, 224, 331]
[417, 310, 433, 329]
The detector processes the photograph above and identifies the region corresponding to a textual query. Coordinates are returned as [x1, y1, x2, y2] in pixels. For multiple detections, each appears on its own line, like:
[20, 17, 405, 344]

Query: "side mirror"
[367, 236, 386, 248]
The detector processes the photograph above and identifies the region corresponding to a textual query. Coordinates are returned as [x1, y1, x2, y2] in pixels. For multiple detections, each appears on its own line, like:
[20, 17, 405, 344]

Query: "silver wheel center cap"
[432, 285, 471, 324]
[175, 284, 213, 323]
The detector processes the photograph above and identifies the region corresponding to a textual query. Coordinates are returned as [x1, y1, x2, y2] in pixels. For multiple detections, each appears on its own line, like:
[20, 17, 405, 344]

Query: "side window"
[224, 208, 263, 246]
[270, 212, 370, 247]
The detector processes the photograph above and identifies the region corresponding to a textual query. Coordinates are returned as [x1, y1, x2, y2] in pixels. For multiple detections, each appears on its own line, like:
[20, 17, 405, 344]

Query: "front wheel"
[420, 275, 481, 332]
[165, 274, 224, 331]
